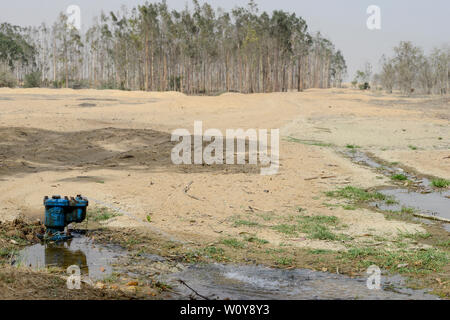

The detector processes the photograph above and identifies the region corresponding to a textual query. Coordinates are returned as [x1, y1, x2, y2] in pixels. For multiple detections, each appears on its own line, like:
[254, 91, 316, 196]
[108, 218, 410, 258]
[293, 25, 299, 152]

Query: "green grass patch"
[342, 204, 356, 210]
[300, 224, 337, 240]
[391, 174, 408, 181]
[408, 145, 418, 150]
[397, 231, 431, 241]
[275, 257, 293, 266]
[436, 240, 450, 248]
[341, 247, 448, 274]
[385, 198, 398, 205]
[184, 246, 228, 263]
[430, 178, 450, 188]
[244, 236, 269, 245]
[346, 144, 360, 149]
[221, 238, 246, 249]
[0, 247, 15, 258]
[272, 215, 344, 241]
[272, 224, 298, 236]
[298, 215, 339, 224]
[325, 186, 387, 202]
[400, 207, 416, 214]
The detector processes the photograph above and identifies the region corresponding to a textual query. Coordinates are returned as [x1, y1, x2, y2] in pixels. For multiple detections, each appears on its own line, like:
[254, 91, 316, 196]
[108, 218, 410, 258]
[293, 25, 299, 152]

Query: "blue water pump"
[38, 195, 89, 241]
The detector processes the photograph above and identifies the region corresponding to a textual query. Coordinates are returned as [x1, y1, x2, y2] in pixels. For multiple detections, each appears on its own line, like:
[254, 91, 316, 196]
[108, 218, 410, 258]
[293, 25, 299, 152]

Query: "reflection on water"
[17, 232, 121, 280]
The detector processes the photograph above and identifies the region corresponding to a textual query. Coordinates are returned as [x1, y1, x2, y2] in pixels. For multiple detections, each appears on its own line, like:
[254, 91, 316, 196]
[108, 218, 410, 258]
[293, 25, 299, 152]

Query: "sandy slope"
[0, 88, 448, 249]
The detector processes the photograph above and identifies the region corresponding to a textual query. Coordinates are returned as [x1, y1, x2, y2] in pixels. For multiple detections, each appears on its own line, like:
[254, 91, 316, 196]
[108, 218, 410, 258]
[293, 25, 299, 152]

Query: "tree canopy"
[1, 1, 347, 93]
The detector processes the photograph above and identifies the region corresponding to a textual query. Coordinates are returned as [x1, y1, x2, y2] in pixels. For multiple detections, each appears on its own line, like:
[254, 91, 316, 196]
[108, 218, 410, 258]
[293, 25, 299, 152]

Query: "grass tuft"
[273, 215, 343, 241]
[325, 186, 387, 202]
[89, 207, 122, 222]
[341, 247, 448, 274]
[233, 219, 261, 228]
[391, 174, 408, 181]
[431, 178, 450, 188]
[221, 238, 246, 249]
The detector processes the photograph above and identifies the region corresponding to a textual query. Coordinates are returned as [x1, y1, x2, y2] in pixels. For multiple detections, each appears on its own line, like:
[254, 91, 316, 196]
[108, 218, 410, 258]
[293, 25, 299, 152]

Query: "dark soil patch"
[0, 127, 261, 177]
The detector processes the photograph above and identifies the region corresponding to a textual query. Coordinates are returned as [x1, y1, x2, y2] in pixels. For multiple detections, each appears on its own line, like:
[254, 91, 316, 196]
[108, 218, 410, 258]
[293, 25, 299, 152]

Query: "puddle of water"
[375, 189, 450, 220]
[345, 150, 450, 224]
[344, 150, 383, 169]
[16, 232, 122, 280]
[163, 264, 437, 300]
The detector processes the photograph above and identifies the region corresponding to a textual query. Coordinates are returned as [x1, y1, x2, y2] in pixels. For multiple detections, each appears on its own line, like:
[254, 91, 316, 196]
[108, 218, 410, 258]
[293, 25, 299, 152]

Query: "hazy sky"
[1, 0, 449, 79]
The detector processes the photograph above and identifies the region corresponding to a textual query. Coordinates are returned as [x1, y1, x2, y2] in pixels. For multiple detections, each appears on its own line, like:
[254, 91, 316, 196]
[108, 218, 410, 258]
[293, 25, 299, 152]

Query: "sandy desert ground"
[0, 87, 448, 298]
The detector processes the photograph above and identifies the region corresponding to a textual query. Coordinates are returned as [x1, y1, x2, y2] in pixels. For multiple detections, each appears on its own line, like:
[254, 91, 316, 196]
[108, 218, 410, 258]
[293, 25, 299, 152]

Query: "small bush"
[24, 71, 42, 88]
[359, 82, 370, 90]
[0, 71, 17, 88]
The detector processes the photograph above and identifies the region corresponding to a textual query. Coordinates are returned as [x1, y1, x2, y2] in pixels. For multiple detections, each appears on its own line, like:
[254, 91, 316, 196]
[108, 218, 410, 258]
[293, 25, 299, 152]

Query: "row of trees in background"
[354, 41, 449, 95]
[0, 0, 347, 94]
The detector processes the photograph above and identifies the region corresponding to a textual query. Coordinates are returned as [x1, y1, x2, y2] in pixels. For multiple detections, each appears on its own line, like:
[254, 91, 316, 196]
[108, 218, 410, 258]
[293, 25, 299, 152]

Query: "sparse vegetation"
[24, 71, 42, 88]
[341, 247, 448, 274]
[275, 257, 293, 266]
[285, 137, 334, 147]
[233, 219, 261, 228]
[385, 198, 398, 205]
[273, 215, 344, 241]
[0, 71, 17, 88]
[391, 174, 408, 181]
[430, 178, 450, 188]
[400, 207, 415, 214]
[325, 186, 387, 202]
[244, 236, 269, 245]
[222, 238, 246, 249]
[88, 207, 122, 222]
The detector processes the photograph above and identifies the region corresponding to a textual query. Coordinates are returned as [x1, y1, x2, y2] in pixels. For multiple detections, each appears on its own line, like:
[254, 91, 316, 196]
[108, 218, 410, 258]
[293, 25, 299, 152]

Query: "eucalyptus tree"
[330, 50, 347, 87]
[0, 23, 35, 75]
[52, 13, 83, 88]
